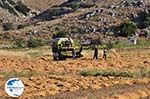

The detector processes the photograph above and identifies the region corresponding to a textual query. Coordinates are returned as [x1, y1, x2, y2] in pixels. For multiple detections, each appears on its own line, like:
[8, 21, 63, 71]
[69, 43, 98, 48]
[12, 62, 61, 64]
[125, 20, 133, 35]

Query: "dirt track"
[0, 48, 150, 99]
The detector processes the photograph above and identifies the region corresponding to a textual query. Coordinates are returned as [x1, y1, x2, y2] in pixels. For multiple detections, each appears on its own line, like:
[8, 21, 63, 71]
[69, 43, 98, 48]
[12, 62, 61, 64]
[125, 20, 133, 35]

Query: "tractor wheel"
[53, 56, 57, 60]
[53, 53, 59, 60]
[58, 54, 66, 60]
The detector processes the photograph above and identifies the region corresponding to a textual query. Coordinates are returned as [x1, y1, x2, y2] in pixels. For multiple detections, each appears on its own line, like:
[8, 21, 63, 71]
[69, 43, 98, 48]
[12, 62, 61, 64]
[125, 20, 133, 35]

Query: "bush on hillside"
[15, 38, 26, 48]
[131, 11, 150, 28]
[115, 21, 137, 37]
[27, 38, 44, 48]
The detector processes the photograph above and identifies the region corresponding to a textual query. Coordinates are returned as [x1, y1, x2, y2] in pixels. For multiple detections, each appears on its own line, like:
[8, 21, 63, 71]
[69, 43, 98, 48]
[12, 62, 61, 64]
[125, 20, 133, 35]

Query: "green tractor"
[51, 38, 83, 60]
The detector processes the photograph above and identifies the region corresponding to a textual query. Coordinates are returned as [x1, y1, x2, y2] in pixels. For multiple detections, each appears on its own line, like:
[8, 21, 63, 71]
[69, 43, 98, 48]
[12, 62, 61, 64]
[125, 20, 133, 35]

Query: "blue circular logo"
[5, 78, 24, 97]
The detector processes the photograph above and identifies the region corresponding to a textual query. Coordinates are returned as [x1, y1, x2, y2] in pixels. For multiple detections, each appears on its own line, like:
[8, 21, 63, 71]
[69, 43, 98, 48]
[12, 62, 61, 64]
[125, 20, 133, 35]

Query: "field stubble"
[0, 48, 150, 98]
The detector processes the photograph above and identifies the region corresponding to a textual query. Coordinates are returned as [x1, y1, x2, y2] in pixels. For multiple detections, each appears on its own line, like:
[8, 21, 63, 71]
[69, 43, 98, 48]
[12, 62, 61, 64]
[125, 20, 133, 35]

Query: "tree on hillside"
[27, 38, 43, 48]
[115, 21, 137, 37]
[131, 11, 150, 28]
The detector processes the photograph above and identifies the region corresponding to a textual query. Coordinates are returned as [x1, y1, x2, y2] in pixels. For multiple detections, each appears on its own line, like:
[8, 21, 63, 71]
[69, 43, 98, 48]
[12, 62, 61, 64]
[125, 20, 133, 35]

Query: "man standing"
[93, 45, 98, 59]
[103, 48, 107, 60]
[72, 49, 76, 59]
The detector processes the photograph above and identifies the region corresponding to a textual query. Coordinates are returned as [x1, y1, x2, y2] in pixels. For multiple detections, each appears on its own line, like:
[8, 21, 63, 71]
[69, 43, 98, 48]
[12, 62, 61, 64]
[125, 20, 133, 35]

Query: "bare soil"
[0, 48, 150, 99]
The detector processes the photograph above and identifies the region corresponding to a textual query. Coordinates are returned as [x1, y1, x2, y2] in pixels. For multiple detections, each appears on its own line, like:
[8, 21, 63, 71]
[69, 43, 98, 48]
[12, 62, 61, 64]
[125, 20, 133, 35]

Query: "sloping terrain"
[0, 0, 31, 20]
[0, 0, 149, 46]
[17, 0, 66, 11]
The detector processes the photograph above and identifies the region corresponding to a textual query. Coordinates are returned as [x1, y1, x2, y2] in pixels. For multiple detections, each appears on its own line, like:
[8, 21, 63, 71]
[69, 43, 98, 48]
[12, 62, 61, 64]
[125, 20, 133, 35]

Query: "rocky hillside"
[19, 0, 66, 11]
[0, 0, 150, 47]
[0, 0, 31, 21]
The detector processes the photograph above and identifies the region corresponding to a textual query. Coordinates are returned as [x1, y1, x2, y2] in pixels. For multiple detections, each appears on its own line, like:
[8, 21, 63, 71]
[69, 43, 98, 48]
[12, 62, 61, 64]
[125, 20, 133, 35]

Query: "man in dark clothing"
[103, 48, 107, 60]
[72, 49, 76, 59]
[93, 45, 98, 59]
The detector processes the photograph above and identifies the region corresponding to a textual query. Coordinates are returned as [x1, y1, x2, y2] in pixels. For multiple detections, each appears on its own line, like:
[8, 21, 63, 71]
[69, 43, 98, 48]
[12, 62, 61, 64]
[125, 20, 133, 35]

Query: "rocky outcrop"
[0, 0, 20, 16]
[33, 7, 74, 21]
[0, 0, 30, 16]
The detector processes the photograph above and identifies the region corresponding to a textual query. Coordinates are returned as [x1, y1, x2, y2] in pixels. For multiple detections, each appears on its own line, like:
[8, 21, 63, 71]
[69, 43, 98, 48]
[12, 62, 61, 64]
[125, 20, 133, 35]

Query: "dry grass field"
[0, 48, 149, 99]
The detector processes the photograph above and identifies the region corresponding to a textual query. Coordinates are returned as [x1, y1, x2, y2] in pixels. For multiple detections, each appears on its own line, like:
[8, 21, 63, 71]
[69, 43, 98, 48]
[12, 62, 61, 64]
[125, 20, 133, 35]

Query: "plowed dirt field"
[0, 48, 150, 99]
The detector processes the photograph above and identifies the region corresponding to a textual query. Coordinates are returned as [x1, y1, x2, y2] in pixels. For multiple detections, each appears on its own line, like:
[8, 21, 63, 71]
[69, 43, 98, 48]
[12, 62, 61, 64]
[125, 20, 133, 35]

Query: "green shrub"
[116, 21, 137, 37]
[27, 38, 44, 48]
[15, 38, 26, 48]
[130, 10, 149, 28]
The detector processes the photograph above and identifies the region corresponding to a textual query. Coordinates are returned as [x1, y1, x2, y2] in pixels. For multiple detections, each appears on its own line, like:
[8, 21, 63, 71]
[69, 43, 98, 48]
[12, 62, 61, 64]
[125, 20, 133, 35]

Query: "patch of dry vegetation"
[80, 69, 150, 78]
